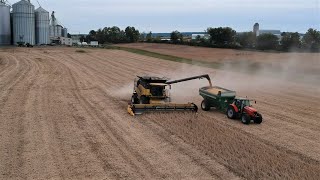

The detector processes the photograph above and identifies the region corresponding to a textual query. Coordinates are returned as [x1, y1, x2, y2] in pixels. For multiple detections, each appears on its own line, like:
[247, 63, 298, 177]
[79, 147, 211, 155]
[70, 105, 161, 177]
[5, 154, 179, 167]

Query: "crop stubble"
[0, 47, 319, 179]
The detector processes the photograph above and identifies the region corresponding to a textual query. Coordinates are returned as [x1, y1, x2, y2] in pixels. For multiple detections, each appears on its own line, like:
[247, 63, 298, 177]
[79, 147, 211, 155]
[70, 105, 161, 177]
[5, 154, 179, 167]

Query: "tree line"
[82, 26, 140, 44]
[83, 26, 320, 52]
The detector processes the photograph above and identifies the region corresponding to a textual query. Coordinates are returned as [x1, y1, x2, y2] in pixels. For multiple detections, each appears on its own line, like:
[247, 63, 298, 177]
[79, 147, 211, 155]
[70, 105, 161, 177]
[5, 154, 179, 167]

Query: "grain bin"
[35, 7, 49, 45]
[12, 0, 35, 45]
[49, 25, 54, 37]
[0, 1, 11, 45]
[62, 28, 68, 37]
[56, 25, 62, 37]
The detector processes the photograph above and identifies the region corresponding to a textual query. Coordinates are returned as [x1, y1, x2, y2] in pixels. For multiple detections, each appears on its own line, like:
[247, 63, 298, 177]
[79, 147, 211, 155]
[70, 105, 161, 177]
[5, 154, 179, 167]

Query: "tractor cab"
[234, 98, 253, 110]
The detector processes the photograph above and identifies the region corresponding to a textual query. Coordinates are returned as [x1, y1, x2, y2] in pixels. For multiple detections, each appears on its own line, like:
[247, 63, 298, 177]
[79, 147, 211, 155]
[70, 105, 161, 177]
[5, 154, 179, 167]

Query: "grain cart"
[199, 86, 263, 124]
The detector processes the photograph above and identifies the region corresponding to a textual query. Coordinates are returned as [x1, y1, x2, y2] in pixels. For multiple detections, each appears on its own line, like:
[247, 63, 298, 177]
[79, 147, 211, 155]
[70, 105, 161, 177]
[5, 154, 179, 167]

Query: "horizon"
[7, 0, 320, 34]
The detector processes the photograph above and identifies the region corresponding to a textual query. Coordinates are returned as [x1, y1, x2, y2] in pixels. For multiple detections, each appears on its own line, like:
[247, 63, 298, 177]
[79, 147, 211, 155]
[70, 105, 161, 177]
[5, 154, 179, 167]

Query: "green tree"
[125, 26, 140, 43]
[96, 29, 105, 44]
[80, 35, 86, 42]
[280, 32, 301, 51]
[207, 27, 237, 45]
[236, 31, 256, 48]
[256, 33, 279, 50]
[139, 33, 146, 42]
[195, 35, 202, 41]
[146, 32, 152, 42]
[86, 30, 97, 42]
[302, 28, 320, 51]
[170, 30, 183, 43]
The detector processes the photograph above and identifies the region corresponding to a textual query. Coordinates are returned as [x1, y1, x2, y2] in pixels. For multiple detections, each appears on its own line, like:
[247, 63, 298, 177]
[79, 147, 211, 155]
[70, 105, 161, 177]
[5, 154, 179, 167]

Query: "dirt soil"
[0, 47, 319, 179]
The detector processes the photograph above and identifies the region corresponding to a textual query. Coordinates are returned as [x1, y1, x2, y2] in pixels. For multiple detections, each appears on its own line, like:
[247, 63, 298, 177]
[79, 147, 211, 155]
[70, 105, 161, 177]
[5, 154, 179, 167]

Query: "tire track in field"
[0, 54, 41, 179]
[64, 63, 158, 179]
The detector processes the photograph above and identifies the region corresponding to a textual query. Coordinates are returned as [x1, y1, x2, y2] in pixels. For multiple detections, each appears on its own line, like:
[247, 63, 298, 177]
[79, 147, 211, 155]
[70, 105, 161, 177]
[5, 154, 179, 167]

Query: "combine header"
[127, 74, 212, 116]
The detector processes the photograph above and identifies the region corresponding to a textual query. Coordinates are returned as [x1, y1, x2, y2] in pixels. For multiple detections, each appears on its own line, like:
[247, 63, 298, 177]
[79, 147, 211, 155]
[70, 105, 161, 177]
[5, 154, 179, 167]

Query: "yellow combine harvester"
[127, 74, 212, 115]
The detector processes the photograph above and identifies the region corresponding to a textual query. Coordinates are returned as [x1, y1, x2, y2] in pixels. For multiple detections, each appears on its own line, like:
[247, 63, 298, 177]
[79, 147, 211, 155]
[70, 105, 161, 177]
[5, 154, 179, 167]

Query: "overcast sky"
[9, 0, 320, 34]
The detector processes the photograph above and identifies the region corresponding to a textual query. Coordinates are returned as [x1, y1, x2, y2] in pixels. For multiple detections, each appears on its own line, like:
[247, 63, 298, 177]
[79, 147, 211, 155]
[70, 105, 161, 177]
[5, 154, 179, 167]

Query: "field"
[0, 46, 319, 179]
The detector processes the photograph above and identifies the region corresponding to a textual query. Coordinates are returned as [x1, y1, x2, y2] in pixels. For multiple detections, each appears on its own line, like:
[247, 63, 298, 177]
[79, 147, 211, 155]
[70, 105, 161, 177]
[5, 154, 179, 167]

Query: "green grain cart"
[199, 86, 236, 112]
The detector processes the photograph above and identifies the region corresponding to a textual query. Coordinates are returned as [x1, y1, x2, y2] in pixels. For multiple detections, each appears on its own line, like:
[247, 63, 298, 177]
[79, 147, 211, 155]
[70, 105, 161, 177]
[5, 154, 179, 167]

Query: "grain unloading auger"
[127, 74, 212, 116]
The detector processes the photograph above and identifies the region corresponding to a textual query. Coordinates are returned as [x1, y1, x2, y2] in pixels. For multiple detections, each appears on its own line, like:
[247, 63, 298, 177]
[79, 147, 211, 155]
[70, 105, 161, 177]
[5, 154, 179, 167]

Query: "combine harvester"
[127, 74, 212, 115]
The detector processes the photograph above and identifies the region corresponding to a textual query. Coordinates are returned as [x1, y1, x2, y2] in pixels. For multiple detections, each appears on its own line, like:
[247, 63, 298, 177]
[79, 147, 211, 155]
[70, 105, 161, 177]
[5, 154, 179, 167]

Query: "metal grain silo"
[0, 1, 11, 45]
[12, 0, 35, 45]
[35, 7, 49, 45]
[56, 25, 62, 37]
[49, 25, 54, 37]
[62, 28, 68, 37]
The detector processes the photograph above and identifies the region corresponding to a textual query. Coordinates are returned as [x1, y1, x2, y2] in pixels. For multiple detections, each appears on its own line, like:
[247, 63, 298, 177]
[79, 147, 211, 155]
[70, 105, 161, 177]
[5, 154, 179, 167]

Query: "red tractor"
[226, 98, 263, 124]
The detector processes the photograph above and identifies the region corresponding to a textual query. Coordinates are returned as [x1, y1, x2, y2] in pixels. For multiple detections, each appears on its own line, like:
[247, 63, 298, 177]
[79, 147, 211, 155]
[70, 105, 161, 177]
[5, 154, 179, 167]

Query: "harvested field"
[0, 47, 319, 179]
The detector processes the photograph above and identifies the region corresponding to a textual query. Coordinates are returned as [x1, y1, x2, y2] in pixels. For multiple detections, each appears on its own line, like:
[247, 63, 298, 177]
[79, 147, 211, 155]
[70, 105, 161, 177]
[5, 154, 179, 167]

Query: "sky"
[8, 0, 320, 34]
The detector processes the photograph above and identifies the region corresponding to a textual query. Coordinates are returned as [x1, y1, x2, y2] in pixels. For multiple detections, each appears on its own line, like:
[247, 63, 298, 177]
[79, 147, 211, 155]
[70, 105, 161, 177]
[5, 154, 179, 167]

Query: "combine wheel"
[131, 94, 139, 104]
[201, 100, 210, 111]
[254, 113, 263, 124]
[140, 96, 150, 104]
[227, 106, 236, 119]
[241, 114, 251, 125]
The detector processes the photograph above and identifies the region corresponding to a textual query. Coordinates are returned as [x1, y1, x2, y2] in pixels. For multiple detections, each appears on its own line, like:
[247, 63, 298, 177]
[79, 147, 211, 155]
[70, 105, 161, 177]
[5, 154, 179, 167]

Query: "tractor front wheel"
[241, 114, 251, 125]
[201, 100, 210, 111]
[254, 113, 263, 124]
[227, 106, 236, 119]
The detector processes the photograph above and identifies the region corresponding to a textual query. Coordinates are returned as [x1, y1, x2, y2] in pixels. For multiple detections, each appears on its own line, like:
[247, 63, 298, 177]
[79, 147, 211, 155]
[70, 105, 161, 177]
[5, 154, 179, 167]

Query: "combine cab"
[128, 74, 211, 116]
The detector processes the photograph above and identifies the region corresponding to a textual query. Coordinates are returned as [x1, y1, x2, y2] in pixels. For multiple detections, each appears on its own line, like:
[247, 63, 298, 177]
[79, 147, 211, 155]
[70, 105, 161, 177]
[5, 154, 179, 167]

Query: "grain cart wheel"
[241, 114, 251, 125]
[254, 113, 263, 124]
[227, 106, 236, 119]
[201, 100, 210, 111]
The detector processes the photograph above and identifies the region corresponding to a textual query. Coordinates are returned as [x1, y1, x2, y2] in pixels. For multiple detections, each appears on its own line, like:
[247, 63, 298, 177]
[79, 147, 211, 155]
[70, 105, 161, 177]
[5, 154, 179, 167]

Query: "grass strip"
[111, 46, 222, 69]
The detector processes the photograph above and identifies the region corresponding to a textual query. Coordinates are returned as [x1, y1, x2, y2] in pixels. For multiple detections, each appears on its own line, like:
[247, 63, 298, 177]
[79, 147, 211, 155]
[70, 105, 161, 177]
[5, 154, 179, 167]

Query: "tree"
[256, 33, 279, 50]
[67, 33, 71, 38]
[86, 30, 97, 42]
[280, 32, 301, 51]
[96, 29, 105, 44]
[195, 35, 202, 41]
[80, 35, 86, 42]
[236, 31, 256, 48]
[139, 33, 146, 42]
[170, 30, 183, 43]
[302, 28, 320, 51]
[146, 32, 152, 42]
[207, 27, 237, 45]
[125, 26, 140, 43]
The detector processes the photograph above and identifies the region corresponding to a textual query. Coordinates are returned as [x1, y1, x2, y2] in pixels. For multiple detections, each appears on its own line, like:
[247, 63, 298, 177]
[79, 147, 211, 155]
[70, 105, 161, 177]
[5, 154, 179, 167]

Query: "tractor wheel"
[140, 96, 150, 104]
[254, 113, 263, 124]
[131, 94, 139, 104]
[201, 100, 210, 111]
[241, 114, 251, 125]
[227, 106, 236, 119]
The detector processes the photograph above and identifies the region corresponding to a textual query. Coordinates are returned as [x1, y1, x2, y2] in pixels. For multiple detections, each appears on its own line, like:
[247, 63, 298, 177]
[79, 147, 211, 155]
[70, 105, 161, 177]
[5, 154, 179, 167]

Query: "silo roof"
[13, 0, 33, 6]
[35, 7, 48, 13]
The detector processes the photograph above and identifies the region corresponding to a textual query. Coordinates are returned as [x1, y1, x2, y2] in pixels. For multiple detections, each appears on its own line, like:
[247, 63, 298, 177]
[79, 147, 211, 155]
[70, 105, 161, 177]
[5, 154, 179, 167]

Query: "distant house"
[60, 37, 72, 46]
[259, 30, 282, 39]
